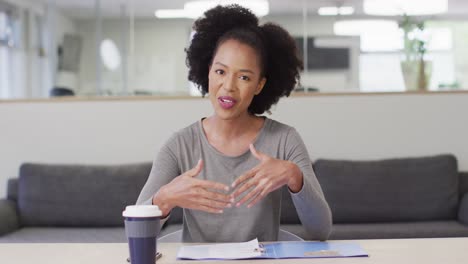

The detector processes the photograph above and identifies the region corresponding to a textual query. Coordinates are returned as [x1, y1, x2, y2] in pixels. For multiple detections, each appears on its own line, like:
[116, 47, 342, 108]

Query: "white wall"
[1, 93, 468, 198]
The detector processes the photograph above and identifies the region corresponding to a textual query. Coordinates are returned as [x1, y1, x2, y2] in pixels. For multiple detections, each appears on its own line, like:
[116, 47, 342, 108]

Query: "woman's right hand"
[152, 159, 233, 216]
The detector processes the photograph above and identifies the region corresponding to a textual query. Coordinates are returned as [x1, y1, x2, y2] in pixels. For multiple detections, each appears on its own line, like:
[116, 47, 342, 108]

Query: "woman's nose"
[222, 74, 236, 92]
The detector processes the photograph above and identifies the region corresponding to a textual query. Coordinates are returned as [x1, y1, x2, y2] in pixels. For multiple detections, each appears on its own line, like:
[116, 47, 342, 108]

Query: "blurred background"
[0, 0, 467, 99]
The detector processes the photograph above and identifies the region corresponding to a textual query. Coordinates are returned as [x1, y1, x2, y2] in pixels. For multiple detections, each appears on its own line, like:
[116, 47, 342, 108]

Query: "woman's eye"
[215, 69, 224, 75]
[239, 75, 250, 81]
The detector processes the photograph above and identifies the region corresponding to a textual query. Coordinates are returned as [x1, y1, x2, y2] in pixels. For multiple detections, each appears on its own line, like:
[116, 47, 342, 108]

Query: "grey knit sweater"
[137, 118, 331, 242]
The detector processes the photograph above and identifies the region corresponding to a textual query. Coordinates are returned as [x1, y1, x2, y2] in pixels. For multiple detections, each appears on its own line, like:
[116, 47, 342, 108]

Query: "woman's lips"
[218, 96, 237, 109]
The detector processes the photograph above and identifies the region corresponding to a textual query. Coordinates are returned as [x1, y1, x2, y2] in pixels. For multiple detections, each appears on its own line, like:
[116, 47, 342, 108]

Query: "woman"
[137, 4, 332, 242]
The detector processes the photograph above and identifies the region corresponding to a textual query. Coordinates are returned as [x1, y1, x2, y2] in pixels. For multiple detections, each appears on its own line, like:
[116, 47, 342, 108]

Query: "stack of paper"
[177, 239, 262, 260]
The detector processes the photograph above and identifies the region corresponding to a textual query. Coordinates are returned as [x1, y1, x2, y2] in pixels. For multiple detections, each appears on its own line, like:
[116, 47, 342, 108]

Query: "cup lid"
[122, 205, 162, 218]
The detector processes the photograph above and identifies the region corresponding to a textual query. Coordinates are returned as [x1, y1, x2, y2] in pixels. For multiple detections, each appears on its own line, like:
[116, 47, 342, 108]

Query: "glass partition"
[0, 0, 467, 100]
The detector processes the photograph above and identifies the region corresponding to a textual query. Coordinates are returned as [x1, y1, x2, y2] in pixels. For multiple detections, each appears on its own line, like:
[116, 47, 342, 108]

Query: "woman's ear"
[255, 77, 267, 95]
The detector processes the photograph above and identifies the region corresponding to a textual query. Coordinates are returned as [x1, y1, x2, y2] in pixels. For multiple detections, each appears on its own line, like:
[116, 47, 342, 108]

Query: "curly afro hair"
[186, 4, 303, 115]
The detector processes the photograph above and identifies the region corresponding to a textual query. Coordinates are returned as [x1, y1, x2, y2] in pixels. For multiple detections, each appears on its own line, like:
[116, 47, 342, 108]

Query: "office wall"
[74, 15, 358, 95]
[1, 92, 468, 198]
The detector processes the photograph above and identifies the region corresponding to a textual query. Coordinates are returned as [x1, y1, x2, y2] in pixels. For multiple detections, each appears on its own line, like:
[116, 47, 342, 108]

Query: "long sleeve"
[285, 128, 332, 241]
[136, 134, 181, 227]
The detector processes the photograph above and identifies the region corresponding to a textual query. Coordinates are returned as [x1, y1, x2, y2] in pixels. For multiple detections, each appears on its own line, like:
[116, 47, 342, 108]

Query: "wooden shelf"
[1, 90, 467, 104]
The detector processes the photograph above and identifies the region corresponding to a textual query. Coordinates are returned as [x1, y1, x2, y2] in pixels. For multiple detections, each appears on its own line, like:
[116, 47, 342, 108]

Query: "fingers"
[194, 178, 230, 192]
[189, 202, 224, 214]
[195, 205, 224, 214]
[231, 176, 256, 198]
[187, 188, 233, 214]
[247, 182, 273, 208]
[250, 143, 266, 161]
[235, 178, 269, 207]
[231, 167, 258, 188]
[193, 187, 233, 204]
[196, 196, 232, 210]
[232, 145, 270, 188]
[187, 159, 203, 177]
[184, 159, 230, 191]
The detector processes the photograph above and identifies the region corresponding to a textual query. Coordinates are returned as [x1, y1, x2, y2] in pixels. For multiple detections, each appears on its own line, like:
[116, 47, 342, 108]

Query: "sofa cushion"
[18, 163, 152, 227]
[314, 154, 459, 223]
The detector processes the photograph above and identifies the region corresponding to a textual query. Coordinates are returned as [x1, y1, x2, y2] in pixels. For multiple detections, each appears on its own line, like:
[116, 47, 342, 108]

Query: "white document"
[177, 238, 262, 260]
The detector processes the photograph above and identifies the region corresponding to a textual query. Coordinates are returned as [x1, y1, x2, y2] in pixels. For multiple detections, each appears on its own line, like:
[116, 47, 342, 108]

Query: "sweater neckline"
[198, 117, 270, 159]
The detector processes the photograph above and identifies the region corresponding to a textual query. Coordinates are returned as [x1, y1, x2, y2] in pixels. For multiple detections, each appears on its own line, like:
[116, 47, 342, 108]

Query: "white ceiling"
[35, 0, 468, 19]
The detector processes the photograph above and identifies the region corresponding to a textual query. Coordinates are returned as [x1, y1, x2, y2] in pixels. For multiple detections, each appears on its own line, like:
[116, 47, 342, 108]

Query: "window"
[335, 19, 455, 91]
[0, 10, 11, 98]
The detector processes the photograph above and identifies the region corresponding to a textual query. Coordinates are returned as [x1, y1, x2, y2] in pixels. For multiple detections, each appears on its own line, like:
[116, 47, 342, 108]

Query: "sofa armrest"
[0, 199, 20, 236]
[459, 193, 468, 225]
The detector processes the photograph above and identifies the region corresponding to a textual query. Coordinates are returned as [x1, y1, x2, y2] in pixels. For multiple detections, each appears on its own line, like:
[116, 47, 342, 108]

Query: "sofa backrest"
[460, 172, 468, 199]
[17, 162, 152, 227]
[165, 206, 184, 225]
[7, 156, 465, 227]
[157, 156, 466, 226]
[313, 154, 459, 223]
[7, 178, 18, 201]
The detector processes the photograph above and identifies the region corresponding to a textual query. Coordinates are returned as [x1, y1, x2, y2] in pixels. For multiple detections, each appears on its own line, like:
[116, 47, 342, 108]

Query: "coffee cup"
[123, 205, 162, 264]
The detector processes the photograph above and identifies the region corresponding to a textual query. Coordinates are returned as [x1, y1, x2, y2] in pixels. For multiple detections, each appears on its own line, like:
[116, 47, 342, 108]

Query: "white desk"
[0, 238, 466, 264]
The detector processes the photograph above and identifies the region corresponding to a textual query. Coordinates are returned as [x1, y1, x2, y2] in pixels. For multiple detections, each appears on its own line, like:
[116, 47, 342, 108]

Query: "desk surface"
[0, 237, 466, 264]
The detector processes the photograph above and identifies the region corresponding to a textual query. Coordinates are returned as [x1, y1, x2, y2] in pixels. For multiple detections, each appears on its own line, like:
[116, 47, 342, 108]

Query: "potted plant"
[399, 15, 431, 91]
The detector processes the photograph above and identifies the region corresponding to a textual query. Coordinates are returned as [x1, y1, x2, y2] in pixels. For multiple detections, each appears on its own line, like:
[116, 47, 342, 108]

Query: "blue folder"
[255, 241, 368, 259]
[177, 241, 368, 260]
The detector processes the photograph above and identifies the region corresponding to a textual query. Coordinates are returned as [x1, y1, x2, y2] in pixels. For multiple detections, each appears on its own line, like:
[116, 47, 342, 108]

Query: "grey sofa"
[305, 154, 468, 239]
[0, 163, 152, 243]
[1, 154, 467, 243]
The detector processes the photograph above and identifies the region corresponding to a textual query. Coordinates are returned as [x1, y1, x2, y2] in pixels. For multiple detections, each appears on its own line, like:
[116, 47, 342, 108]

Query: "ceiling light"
[339, 7, 355, 15]
[364, 0, 448, 16]
[318, 6, 354, 16]
[155, 0, 269, 19]
[154, 9, 188, 19]
[185, 0, 269, 18]
[334, 20, 399, 35]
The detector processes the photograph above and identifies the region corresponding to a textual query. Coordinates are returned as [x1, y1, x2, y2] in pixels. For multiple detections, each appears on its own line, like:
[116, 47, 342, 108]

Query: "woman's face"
[208, 39, 266, 120]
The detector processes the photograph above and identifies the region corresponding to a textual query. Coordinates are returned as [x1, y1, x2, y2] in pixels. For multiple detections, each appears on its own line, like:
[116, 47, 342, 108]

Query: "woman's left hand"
[231, 144, 303, 208]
